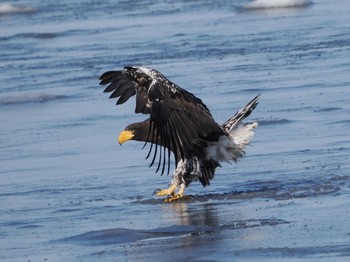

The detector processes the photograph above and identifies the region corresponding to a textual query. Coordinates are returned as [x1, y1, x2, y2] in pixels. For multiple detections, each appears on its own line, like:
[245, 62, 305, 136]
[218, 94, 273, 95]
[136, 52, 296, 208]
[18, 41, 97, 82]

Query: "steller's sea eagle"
[99, 66, 259, 202]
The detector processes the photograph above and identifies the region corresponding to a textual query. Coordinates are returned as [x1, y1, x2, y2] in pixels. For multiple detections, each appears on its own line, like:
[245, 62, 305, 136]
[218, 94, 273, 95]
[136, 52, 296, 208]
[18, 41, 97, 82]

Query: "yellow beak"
[118, 130, 134, 145]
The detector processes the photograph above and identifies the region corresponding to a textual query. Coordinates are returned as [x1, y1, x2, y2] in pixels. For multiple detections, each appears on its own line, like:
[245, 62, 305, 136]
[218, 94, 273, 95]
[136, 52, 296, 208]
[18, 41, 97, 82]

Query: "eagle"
[99, 66, 259, 202]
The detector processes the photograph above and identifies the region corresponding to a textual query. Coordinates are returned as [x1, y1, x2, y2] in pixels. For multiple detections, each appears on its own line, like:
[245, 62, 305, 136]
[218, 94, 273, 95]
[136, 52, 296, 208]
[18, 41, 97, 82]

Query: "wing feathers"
[100, 71, 138, 107]
[135, 88, 150, 114]
[116, 87, 136, 105]
[147, 100, 172, 175]
[99, 71, 123, 85]
[107, 81, 130, 97]
[146, 78, 224, 175]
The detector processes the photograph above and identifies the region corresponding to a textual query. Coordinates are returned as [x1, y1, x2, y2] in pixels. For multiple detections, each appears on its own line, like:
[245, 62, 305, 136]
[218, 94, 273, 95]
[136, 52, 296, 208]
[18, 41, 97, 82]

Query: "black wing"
[146, 80, 225, 162]
[100, 66, 225, 175]
[99, 70, 150, 114]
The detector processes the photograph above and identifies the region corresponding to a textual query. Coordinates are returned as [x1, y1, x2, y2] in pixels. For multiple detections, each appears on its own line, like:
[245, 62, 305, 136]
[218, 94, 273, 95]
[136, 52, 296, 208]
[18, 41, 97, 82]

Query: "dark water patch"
[236, 244, 350, 259]
[241, 88, 271, 93]
[330, 119, 350, 127]
[59, 219, 288, 246]
[320, 38, 350, 49]
[295, 38, 350, 53]
[48, 114, 122, 128]
[0, 188, 67, 197]
[277, 106, 314, 112]
[48, 122, 92, 130]
[234, 175, 346, 200]
[0, 186, 111, 198]
[11, 32, 59, 40]
[70, 75, 100, 88]
[0, 93, 68, 105]
[1, 220, 41, 230]
[313, 106, 342, 113]
[1, 220, 32, 227]
[60, 225, 213, 246]
[172, 33, 187, 38]
[221, 87, 275, 95]
[61, 29, 94, 37]
[257, 118, 293, 126]
[53, 208, 82, 214]
[244, 175, 346, 200]
[18, 224, 42, 229]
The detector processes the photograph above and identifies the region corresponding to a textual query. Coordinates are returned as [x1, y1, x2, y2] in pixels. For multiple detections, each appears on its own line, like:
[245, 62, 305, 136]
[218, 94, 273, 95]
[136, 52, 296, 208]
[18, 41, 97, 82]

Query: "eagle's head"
[118, 119, 151, 145]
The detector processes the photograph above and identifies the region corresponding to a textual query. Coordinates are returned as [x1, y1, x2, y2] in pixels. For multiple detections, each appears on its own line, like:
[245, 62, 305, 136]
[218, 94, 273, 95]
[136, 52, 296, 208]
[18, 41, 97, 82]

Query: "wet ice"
[0, 0, 350, 261]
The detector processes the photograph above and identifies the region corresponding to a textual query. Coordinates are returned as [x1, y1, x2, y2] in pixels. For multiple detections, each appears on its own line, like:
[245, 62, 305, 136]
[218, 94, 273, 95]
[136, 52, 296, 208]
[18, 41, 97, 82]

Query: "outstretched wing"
[100, 66, 225, 175]
[99, 70, 150, 114]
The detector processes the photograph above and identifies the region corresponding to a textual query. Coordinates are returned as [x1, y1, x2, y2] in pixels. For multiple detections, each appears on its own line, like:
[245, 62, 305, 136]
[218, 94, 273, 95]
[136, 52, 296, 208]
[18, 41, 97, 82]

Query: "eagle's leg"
[155, 168, 182, 197]
[154, 184, 177, 197]
[156, 167, 190, 202]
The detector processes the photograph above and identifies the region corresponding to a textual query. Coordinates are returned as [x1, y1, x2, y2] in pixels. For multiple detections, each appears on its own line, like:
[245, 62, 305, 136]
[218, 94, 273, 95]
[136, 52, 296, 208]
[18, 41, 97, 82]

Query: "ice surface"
[0, 0, 349, 261]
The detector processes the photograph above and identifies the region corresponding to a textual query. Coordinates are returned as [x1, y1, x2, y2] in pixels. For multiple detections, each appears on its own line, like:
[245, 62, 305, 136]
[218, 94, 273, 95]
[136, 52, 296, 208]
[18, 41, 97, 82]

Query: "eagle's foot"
[154, 184, 177, 197]
[165, 193, 183, 202]
[164, 193, 190, 202]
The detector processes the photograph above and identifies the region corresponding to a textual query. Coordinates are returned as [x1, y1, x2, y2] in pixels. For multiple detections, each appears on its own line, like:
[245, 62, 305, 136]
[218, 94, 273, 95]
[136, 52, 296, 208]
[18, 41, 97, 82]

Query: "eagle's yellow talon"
[153, 189, 161, 195]
[165, 193, 183, 202]
[164, 194, 190, 202]
[155, 184, 177, 197]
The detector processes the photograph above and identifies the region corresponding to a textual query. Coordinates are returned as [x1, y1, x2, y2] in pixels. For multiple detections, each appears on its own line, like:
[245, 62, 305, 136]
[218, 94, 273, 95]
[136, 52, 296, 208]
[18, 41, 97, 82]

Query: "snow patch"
[0, 3, 36, 15]
[245, 0, 312, 9]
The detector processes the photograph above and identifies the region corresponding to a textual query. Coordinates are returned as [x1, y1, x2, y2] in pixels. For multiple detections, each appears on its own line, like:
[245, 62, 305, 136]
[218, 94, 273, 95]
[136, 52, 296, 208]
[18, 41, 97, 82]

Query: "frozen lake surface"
[1, 0, 349, 261]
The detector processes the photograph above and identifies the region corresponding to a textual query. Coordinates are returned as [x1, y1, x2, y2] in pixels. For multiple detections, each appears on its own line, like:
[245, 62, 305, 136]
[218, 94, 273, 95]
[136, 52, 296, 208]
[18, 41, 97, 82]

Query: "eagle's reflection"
[155, 200, 246, 258]
[160, 201, 221, 227]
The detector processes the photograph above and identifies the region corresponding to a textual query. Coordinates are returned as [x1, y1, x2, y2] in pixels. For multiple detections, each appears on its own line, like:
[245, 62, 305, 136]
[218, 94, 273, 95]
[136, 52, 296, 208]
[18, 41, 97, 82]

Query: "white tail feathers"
[205, 95, 259, 166]
[229, 122, 258, 150]
[222, 95, 259, 151]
